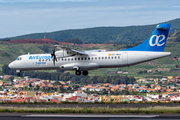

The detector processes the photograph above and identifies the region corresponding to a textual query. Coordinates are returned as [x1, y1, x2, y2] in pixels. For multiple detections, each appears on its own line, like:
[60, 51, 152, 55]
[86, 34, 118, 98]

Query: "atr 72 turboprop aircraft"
[9, 23, 171, 76]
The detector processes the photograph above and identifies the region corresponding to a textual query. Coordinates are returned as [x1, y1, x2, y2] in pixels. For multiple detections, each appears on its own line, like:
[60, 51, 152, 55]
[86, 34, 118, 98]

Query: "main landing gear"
[73, 65, 88, 76]
[75, 70, 88, 76]
[75, 70, 81, 76]
[82, 71, 88, 76]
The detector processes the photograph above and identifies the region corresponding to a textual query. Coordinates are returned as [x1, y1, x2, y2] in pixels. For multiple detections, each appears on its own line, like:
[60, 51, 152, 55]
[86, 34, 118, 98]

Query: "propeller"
[51, 47, 58, 66]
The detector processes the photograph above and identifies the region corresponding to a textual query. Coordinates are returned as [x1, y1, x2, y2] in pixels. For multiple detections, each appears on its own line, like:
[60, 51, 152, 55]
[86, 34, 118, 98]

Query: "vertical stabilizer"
[121, 24, 171, 52]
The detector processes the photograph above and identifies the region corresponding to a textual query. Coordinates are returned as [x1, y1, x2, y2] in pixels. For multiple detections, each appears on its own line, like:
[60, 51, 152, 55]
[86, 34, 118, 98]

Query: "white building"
[146, 94, 159, 99]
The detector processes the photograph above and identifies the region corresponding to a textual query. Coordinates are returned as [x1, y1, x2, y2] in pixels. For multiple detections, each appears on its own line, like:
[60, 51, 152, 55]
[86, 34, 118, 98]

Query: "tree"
[58, 85, 64, 93]
[67, 86, 71, 90]
[29, 82, 32, 87]
[138, 71, 143, 74]
[123, 87, 130, 95]
[2, 64, 16, 75]
[35, 85, 40, 91]
[145, 84, 151, 88]
[73, 85, 79, 90]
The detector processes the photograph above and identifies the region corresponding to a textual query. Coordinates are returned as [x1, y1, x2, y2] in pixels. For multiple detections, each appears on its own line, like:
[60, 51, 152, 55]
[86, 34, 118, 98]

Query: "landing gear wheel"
[17, 73, 20, 76]
[82, 71, 88, 76]
[75, 70, 81, 76]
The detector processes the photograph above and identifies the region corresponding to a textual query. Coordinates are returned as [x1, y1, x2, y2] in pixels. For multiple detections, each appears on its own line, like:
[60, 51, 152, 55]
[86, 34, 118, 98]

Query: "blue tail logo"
[149, 35, 166, 47]
[121, 23, 171, 52]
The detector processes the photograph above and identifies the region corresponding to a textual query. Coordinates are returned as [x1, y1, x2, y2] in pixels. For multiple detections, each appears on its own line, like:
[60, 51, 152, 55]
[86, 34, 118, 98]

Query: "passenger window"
[85, 57, 87, 60]
[98, 57, 100, 59]
[88, 57, 90, 60]
[65, 59, 66, 61]
[81, 58, 83, 60]
[42, 59, 44, 61]
[46, 59, 48, 61]
[49, 59, 51, 61]
[78, 58, 80, 60]
[62, 58, 63, 61]
[39, 59, 41, 62]
[92, 57, 93, 60]
[95, 57, 97, 60]
[115, 56, 116, 59]
[108, 57, 110, 59]
[75, 58, 77, 60]
[68, 58, 70, 61]
[111, 57, 113, 59]
[102, 57, 104, 59]
[105, 57, 107, 59]
[118, 56, 120, 59]
[71, 58, 73, 61]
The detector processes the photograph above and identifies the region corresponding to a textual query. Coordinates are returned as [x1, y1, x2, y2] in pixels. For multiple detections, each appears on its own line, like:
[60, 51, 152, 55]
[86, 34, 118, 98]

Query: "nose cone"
[8, 62, 13, 69]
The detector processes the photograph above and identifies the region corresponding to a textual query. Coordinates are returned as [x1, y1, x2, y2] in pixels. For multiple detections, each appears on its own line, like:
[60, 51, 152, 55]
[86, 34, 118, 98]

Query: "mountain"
[6, 38, 74, 45]
[3, 18, 180, 44]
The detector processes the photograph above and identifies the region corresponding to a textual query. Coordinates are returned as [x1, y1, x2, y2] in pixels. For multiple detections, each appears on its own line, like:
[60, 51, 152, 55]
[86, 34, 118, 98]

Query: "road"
[0, 114, 180, 120]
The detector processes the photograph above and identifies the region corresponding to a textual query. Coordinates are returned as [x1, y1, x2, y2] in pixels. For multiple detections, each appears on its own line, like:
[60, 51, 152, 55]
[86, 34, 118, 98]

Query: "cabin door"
[122, 52, 128, 64]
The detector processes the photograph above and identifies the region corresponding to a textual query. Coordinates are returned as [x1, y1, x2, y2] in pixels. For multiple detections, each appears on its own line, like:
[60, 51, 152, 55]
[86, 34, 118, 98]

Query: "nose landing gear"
[16, 70, 21, 76]
[17, 73, 20, 76]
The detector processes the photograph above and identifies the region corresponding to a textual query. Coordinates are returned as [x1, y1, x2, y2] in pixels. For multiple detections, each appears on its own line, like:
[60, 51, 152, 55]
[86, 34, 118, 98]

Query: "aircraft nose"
[8, 62, 13, 69]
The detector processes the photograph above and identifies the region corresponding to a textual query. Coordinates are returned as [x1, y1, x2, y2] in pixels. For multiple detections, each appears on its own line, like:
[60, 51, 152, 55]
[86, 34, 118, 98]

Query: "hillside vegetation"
[3, 18, 180, 44]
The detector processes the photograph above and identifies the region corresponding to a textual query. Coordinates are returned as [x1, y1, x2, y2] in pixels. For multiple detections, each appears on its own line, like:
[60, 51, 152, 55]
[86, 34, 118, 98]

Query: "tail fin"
[121, 23, 171, 52]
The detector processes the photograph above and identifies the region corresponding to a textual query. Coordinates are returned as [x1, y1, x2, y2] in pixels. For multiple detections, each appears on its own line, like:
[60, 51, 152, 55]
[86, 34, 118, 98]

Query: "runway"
[0, 114, 180, 120]
[1, 103, 180, 108]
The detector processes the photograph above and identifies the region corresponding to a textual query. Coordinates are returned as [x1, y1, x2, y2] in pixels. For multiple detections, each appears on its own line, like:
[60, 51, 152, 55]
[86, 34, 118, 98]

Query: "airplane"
[8, 23, 171, 76]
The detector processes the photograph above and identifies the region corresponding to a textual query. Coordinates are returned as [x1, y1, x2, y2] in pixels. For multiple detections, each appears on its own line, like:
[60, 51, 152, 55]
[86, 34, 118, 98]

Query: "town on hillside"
[0, 75, 180, 103]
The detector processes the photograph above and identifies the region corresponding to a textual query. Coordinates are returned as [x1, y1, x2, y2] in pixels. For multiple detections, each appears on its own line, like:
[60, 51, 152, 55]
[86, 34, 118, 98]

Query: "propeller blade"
[51, 47, 57, 66]
[53, 58, 55, 66]
[54, 55, 58, 62]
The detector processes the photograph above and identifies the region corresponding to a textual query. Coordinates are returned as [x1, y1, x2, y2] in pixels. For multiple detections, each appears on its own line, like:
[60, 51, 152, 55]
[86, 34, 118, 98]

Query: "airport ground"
[1, 103, 180, 114]
[0, 113, 180, 120]
[1, 103, 180, 108]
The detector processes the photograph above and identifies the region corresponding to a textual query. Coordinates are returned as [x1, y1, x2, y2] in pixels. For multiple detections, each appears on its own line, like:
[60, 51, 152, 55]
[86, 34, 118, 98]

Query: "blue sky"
[0, 0, 180, 38]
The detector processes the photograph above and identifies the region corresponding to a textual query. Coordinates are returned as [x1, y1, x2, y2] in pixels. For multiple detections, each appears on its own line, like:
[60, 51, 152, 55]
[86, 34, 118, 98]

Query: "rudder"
[121, 23, 171, 52]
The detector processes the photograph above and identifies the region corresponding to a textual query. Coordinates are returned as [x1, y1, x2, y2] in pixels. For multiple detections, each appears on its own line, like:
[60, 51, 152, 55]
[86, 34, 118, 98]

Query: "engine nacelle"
[60, 63, 99, 71]
[55, 50, 72, 58]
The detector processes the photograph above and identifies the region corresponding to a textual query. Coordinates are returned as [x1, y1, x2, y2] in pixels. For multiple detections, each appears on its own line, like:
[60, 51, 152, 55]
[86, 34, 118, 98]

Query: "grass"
[1, 106, 180, 114]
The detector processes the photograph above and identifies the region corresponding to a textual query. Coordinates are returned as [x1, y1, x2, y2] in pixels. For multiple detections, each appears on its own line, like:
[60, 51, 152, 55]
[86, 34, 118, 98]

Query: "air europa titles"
[29, 55, 51, 60]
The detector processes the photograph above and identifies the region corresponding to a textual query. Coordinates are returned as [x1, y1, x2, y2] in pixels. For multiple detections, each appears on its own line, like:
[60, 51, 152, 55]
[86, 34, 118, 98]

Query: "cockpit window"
[16, 57, 22, 61]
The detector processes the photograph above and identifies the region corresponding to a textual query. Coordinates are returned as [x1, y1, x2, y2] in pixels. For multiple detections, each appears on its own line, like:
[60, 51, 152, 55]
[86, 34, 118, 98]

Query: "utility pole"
[44, 32, 46, 39]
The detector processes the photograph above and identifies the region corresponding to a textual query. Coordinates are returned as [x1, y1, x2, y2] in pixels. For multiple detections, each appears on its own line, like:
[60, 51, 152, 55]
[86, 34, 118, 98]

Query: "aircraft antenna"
[44, 32, 46, 39]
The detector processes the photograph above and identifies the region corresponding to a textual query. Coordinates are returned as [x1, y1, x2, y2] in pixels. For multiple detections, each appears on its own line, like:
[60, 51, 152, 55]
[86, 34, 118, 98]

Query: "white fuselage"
[8, 50, 171, 71]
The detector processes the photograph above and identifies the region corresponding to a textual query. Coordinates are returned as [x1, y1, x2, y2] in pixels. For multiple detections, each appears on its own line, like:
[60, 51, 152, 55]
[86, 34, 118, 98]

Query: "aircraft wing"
[54, 45, 87, 55]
